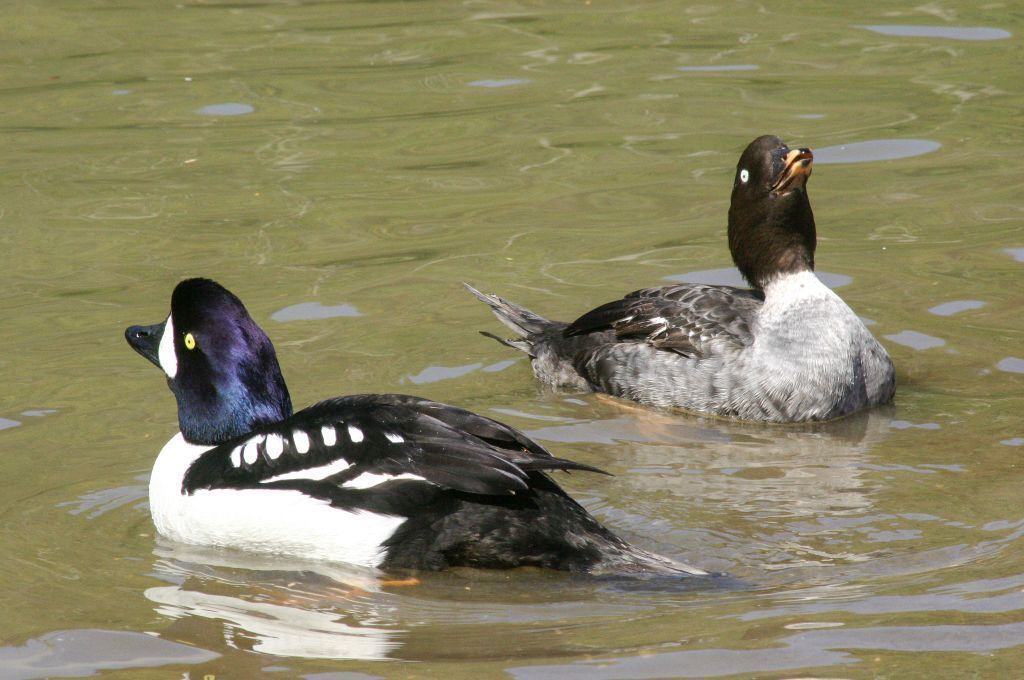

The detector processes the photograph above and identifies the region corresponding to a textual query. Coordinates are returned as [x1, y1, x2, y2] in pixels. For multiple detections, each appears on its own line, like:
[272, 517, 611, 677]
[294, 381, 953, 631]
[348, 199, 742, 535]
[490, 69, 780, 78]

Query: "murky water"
[2, 1, 1022, 677]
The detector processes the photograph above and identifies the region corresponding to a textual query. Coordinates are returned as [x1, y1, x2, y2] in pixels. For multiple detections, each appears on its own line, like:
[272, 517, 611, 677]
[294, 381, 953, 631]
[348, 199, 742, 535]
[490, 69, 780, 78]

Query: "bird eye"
[739, 169, 749, 183]
[184, 333, 196, 350]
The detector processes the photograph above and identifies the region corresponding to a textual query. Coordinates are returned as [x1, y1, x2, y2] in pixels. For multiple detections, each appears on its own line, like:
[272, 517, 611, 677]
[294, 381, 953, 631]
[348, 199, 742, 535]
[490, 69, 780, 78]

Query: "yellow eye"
[184, 333, 196, 350]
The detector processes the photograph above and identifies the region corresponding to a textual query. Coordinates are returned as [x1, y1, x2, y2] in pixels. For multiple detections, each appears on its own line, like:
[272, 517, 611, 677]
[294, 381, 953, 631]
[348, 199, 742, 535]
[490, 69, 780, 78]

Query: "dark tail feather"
[464, 283, 555, 354]
[594, 547, 711, 578]
[519, 455, 611, 477]
[479, 331, 533, 354]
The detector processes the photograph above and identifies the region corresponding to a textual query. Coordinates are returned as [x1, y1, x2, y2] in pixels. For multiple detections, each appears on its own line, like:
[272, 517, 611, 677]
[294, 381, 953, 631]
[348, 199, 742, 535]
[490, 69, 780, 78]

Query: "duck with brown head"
[467, 135, 895, 422]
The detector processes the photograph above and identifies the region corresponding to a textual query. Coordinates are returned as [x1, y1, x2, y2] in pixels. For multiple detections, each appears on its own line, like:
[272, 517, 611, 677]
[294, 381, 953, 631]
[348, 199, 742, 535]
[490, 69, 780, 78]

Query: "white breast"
[148, 433, 405, 569]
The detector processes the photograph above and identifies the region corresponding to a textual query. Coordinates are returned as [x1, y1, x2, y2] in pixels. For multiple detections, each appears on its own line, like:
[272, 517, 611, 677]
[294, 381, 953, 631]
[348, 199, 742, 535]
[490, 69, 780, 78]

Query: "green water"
[2, 0, 1022, 677]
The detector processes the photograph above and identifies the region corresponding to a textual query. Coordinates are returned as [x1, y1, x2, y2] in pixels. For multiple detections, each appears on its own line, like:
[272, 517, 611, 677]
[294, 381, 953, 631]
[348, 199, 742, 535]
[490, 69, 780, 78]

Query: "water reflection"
[1003, 248, 1024, 263]
[194, 103, 255, 116]
[814, 139, 941, 164]
[468, 79, 529, 88]
[526, 409, 894, 521]
[20, 409, 59, 418]
[883, 330, 946, 350]
[676, 64, 759, 72]
[889, 420, 941, 430]
[271, 301, 362, 322]
[508, 621, 1024, 679]
[403, 358, 520, 384]
[146, 586, 400, 660]
[0, 629, 218, 679]
[996, 357, 1024, 374]
[59, 482, 147, 520]
[0, 405, 58, 432]
[147, 545, 400, 661]
[859, 25, 1012, 41]
[142, 543, 716, 663]
[928, 300, 985, 316]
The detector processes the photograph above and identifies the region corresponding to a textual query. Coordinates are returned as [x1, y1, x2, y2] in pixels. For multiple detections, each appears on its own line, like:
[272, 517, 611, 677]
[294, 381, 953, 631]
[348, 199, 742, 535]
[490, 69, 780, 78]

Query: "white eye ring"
[739, 169, 749, 183]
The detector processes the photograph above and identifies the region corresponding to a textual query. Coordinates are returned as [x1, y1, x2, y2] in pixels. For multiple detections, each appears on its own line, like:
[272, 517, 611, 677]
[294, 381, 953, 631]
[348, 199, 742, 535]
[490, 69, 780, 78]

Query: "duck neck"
[729, 190, 816, 290]
[172, 354, 293, 446]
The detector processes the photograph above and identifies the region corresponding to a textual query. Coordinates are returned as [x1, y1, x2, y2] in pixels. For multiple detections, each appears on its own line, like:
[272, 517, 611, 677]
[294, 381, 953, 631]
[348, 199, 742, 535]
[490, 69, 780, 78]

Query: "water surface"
[1, 0, 1022, 677]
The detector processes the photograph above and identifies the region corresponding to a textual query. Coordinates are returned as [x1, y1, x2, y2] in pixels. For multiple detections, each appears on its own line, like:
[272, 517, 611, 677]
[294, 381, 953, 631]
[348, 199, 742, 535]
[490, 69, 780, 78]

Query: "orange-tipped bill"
[770, 147, 813, 194]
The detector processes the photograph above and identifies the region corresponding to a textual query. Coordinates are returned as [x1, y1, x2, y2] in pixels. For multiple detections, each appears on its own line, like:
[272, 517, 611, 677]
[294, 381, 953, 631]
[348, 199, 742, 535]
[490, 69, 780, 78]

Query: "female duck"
[467, 135, 895, 423]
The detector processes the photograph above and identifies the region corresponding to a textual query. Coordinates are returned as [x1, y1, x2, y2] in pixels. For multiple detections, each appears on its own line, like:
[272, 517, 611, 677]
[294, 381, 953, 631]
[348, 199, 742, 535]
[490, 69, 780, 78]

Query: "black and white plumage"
[467, 135, 896, 423]
[125, 278, 705, 575]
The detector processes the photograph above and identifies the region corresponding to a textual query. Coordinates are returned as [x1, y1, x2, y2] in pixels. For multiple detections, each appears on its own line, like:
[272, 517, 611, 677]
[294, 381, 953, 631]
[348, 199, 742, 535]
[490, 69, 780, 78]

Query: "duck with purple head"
[126, 278, 707, 576]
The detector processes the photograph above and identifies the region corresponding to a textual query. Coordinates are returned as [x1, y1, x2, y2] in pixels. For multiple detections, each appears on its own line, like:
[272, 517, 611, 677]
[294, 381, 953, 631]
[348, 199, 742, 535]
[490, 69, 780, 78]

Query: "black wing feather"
[183, 394, 606, 498]
[564, 284, 764, 357]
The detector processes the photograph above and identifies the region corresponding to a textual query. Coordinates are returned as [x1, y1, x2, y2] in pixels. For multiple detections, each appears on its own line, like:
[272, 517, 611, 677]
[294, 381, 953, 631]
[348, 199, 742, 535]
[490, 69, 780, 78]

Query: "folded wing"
[565, 284, 764, 357]
[183, 394, 606, 500]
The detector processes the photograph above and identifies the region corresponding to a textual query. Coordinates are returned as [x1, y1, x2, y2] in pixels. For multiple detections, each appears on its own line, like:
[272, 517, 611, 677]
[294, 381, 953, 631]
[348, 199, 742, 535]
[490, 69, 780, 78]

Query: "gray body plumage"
[466, 135, 897, 423]
[466, 273, 894, 423]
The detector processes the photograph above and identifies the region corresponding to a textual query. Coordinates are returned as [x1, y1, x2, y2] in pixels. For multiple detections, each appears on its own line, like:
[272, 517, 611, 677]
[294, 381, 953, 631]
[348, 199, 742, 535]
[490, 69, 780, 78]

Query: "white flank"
[265, 434, 284, 460]
[158, 315, 178, 379]
[384, 432, 404, 444]
[347, 425, 364, 443]
[149, 433, 402, 569]
[262, 458, 351, 483]
[292, 430, 310, 454]
[344, 472, 426, 489]
[229, 446, 242, 468]
[321, 426, 337, 446]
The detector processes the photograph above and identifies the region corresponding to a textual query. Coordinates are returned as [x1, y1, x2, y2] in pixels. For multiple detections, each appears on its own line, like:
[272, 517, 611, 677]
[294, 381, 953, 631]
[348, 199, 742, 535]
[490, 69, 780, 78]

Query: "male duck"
[125, 278, 705, 575]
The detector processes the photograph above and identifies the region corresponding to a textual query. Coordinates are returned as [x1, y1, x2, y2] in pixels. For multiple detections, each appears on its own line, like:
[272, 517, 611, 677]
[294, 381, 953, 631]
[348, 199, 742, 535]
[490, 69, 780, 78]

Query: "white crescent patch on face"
[158, 314, 178, 379]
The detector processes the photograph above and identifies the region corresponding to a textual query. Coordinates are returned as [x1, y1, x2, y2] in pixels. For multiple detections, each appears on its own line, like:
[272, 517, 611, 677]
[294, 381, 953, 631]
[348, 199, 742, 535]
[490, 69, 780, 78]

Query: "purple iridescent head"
[126, 278, 293, 445]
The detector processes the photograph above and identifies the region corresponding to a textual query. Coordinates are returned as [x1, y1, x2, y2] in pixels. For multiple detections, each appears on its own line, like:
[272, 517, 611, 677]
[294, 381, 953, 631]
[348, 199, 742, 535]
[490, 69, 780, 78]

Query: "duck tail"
[592, 546, 711, 578]
[463, 283, 557, 356]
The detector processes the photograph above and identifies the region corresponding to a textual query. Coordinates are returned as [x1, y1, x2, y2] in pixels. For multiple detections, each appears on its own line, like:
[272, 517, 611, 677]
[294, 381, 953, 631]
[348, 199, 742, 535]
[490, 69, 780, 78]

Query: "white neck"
[761, 269, 833, 302]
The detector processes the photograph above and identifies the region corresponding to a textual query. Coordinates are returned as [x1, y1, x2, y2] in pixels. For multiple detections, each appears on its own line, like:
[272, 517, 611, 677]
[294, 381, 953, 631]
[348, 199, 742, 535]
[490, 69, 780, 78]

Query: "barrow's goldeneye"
[125, 278, 705, 575]
[467, 135, 895, 422]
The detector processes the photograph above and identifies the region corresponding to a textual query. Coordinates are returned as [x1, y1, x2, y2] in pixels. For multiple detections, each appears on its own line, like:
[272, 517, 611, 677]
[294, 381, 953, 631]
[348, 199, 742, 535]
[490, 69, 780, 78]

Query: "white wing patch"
[321, 426, 337, 446]
[262, 458, 352, 484]
[347, 425, 364, 443]
[293, 430, 310, 454]
[344, 472, 426, 489]
[243, 436, 264, 465]
[229, 446, 242, 468]
[384, 432, 404, 444]
[265, 434, 285, 460]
